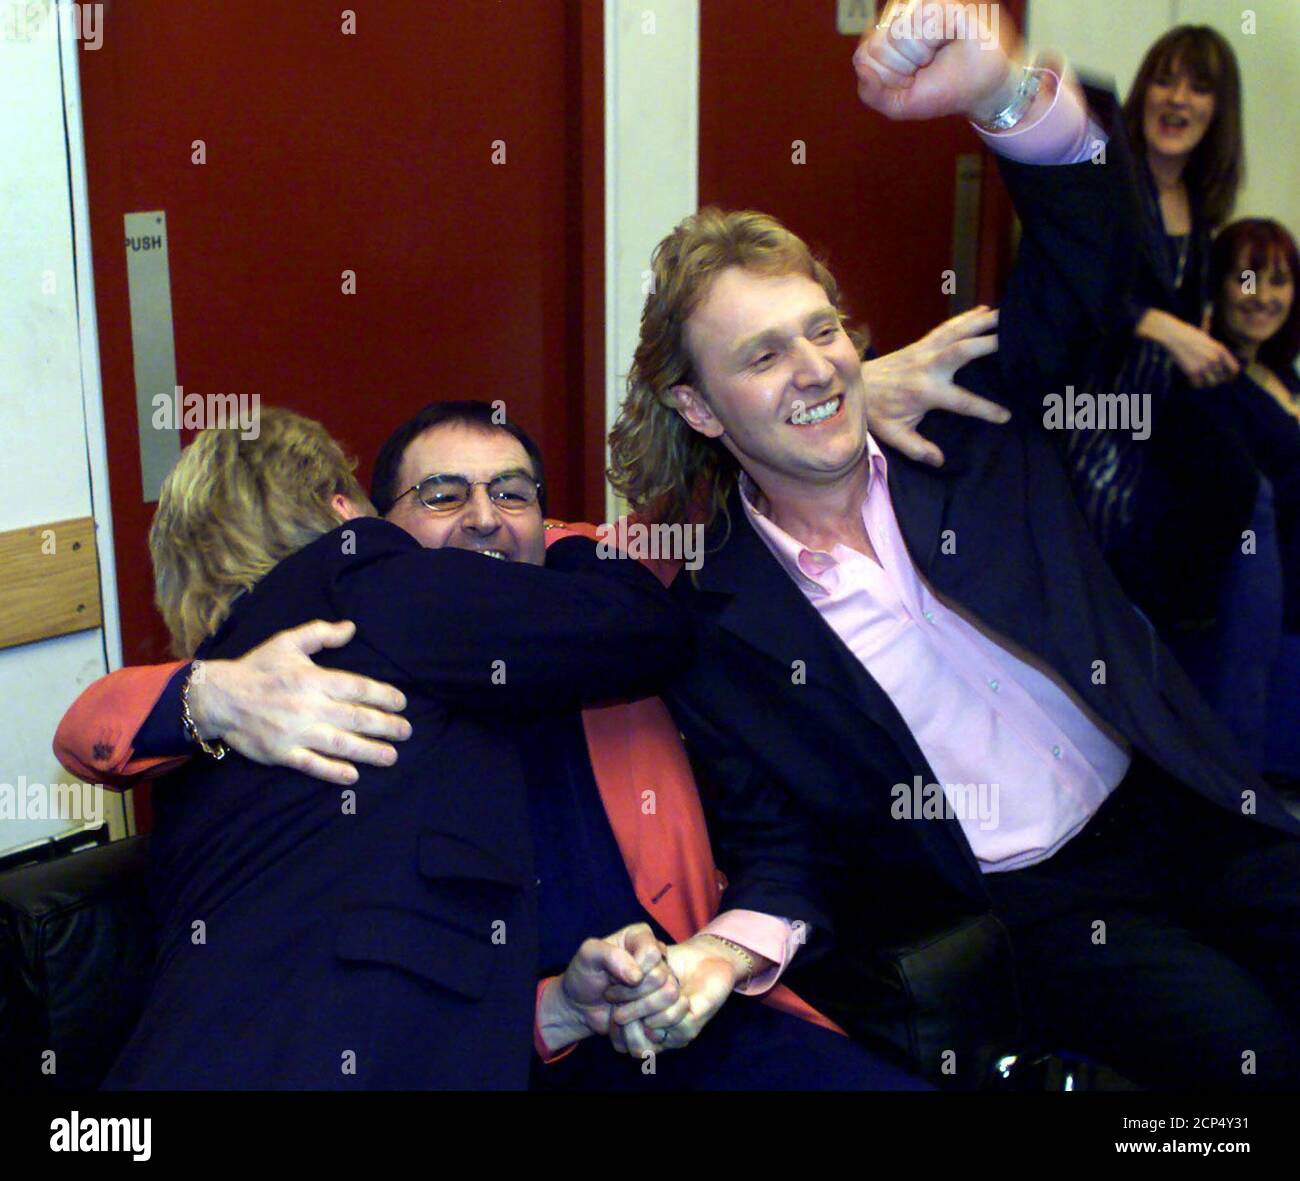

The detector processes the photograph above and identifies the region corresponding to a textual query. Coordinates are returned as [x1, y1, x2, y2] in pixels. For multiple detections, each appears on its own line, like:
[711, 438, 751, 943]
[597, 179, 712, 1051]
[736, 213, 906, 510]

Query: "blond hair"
[607, 207, 863, 528]
[149, 406, 374, 657]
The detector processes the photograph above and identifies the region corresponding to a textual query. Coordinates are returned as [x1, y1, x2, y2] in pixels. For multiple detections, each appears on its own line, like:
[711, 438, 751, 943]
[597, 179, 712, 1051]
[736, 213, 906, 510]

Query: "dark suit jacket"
[104, 517, 689, 1090]
[665, 92, 1300, 1046]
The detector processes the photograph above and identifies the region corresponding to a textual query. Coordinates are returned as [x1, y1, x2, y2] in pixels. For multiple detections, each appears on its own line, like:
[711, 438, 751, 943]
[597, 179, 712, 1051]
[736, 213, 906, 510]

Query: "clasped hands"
[537, 923, 747, 1059]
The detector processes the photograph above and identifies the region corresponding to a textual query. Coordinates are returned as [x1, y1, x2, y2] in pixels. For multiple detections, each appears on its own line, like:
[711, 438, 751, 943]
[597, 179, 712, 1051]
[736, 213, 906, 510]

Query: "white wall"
[0, 3, 121, 855]
[1028, 0, 1300, 233]
[603, 0, 699, 520]
[1179, 0, 1300, 230]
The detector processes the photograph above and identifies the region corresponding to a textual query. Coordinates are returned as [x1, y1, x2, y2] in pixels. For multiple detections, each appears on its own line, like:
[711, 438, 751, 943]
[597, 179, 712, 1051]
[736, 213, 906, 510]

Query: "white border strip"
[58, 1, 122, 676]
[603, 0, 700, 522]
[59, 3, 129, 836]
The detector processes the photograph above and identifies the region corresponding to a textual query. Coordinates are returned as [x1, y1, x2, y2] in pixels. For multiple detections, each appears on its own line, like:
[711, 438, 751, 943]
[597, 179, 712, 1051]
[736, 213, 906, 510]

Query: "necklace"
[1172, 233, 1191, 291]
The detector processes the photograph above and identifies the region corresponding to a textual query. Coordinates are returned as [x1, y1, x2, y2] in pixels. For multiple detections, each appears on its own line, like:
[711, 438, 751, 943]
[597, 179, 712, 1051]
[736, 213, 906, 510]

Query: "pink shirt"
[742, 438, 1131, 874]
[702, 66, 1110, 990]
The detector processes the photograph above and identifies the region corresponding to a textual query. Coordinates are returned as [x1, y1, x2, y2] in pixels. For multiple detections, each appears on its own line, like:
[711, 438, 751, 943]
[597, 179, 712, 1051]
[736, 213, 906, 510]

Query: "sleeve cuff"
[699, 909, 806, 996]
[132, 665, 193, 758]
[975, 65, 1105, 166]
[533, 977, 580, 1064]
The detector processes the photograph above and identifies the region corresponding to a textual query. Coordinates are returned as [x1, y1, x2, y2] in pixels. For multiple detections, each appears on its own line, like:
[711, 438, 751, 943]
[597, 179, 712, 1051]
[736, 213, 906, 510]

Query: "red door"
[79, 0, 605, 667]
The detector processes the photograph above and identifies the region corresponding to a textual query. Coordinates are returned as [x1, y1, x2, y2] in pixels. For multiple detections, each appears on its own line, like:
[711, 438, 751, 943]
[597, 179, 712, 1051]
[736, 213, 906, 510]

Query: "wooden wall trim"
[0, 517, 103, 651]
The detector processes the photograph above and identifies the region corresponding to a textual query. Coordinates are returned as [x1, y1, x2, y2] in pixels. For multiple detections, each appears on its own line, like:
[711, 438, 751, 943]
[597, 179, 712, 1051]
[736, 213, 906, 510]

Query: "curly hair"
[149, 407, 373, 657]
[607, 207, 863, 530]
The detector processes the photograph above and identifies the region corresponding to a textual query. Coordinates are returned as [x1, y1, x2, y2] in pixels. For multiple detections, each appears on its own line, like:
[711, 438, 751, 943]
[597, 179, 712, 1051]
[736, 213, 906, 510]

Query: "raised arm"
[855, 3, 1143, 418]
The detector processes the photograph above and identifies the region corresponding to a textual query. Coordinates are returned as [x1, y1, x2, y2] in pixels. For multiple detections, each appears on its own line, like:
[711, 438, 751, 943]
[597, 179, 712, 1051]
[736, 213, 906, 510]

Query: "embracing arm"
[54, 662, 187, 786]
[860, 306, 1008, 467]
[52, 621, 412, 787]
[853, 2, 1142, 424]
[328, 521, 692, 711]
[55, 525, 689, 788]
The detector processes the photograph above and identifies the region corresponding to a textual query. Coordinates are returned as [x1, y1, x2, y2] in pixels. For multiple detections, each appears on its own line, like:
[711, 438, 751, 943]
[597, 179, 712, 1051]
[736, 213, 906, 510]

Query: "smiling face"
[1142, 58, 1216, 167]
[383, 422, 546, 565]
[1220, 248, 1296, 355]
[671, 267, 869, 497]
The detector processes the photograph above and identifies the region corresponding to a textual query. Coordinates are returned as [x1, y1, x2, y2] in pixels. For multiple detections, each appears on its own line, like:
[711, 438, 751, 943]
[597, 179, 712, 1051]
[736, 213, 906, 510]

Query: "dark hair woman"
[1063, 26, 1266, 755]
[1122, 24, 1244, 385]
[1209, 218, 1300, 631]
[1212, 218, 1300, 409]
[1205, 219, 1300, 779]
[1070, 27, 1249, 600]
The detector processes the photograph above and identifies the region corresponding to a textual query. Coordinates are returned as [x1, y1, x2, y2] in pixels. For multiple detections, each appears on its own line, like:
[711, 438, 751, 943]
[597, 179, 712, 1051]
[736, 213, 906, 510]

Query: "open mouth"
[477, 549, 509, 561]
[1158, 113, 1191, 133]
[789, 394, 843, 426]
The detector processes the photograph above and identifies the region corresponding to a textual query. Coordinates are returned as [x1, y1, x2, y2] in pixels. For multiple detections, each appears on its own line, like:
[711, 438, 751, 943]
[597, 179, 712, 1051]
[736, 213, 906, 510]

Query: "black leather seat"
[0, 834, 1135, 1091]
[0, 835, 155, 1090]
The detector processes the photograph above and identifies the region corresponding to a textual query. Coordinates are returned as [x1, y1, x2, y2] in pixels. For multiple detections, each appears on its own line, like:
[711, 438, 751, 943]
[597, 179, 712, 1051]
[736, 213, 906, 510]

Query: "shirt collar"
[739, 435, 888, 592]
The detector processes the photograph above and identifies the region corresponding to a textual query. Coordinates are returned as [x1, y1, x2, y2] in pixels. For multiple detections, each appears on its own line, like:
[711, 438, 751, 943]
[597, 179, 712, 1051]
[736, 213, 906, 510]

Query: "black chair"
[0, 834, 1136, 1091]
[0, 835, 155, 1090]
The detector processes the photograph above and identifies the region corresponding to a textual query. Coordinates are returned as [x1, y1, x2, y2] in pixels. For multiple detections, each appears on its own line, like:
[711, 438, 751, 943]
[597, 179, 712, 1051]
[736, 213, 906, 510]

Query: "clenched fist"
[854, 0, 1024, 123]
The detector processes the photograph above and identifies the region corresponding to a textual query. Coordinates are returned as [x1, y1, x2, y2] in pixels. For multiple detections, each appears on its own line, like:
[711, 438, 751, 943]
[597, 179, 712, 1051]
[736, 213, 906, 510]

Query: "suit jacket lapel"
[696, 489, 920, 753]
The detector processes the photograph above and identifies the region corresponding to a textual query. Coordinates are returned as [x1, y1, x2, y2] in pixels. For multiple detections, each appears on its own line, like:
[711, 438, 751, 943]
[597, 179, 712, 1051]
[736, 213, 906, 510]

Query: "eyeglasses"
[395, 472, 542, 514]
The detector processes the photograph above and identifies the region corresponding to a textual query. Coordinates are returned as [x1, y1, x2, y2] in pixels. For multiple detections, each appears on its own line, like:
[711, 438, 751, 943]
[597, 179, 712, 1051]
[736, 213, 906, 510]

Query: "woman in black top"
[1067, 25, 1249, 634]
[1210, 218, 1300, 634]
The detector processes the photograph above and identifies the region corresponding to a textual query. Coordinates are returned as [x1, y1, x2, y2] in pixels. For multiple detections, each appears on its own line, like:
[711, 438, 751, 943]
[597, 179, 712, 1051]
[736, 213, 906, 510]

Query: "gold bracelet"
[180, 661, 228, 760]
[697, 934, 755, 986]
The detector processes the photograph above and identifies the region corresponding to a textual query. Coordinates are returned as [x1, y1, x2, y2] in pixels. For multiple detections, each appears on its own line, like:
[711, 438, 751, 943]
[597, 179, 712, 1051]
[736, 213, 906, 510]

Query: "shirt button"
[988, 679, 1000, 692]
[923, 610, 936, 622]
[1051, 745, 1063, 759]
